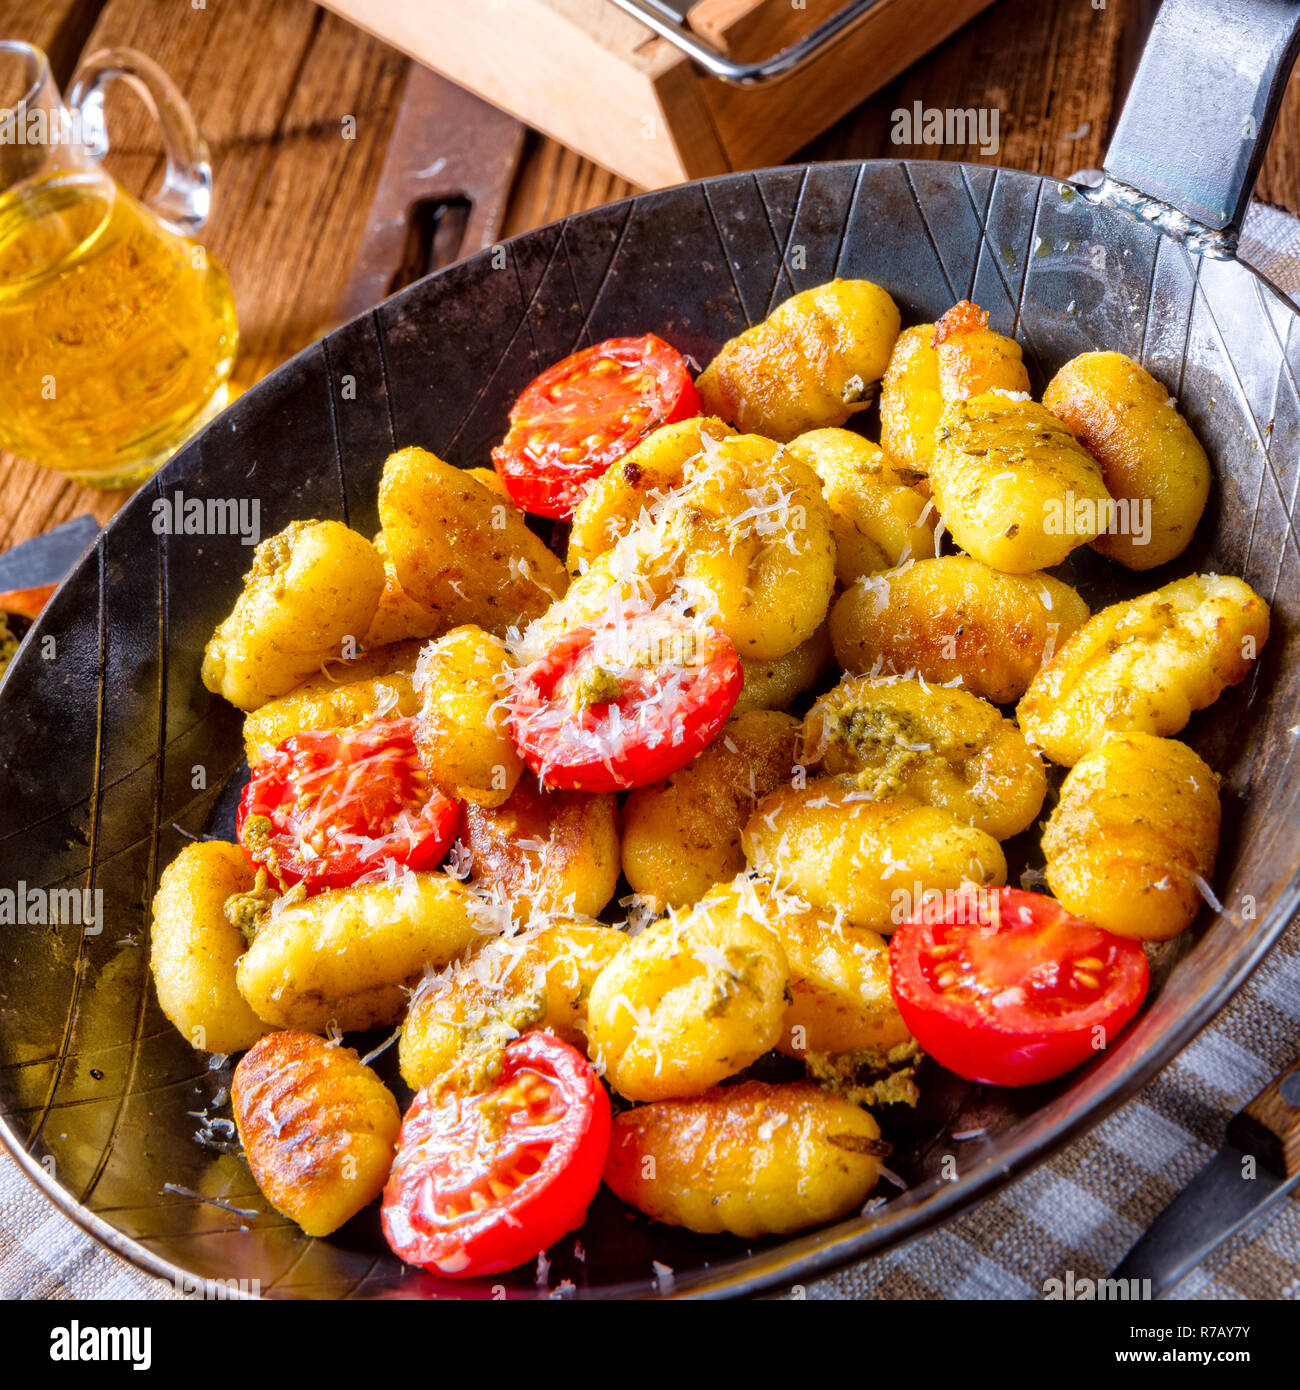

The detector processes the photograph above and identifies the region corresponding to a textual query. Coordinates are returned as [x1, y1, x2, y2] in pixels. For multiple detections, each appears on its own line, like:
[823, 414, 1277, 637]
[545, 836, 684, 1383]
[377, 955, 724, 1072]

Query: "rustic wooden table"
[2, 0, 1300, 552]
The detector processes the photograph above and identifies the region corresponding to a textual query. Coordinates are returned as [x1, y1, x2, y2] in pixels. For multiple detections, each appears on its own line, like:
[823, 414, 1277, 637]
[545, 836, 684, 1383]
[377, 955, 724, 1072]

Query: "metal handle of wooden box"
[607, 0, 885, 85]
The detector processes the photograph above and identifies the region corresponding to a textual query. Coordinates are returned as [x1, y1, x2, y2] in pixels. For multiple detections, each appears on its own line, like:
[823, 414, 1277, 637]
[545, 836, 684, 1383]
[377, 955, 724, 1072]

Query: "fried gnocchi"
[202, 520, 385, 710]
[585, 882, 790, 1101]
[784, 427, 938, 582]
[742, 776, 1007, 932]
[460, 775, 620, 920]
[878, 301, 1029, 478]
[414, 624, 522, 807]
[603, 1080, 883, 1237]
[532, 432, 836, 663]
[828, 555, 1089, 704]
[398, 920, 627, 1089]
[566, 416, 735, 572]
[149, 840, 270, 1055]
[802, 674, 1046, 839]
[362, 532, 445, 648]
[232, 1031, 400, 1237]
[622, 708, 800, 909]
[1044, 732, 1221, 940]
[696, 279, 901, 441]
[766, 896, 909, 1057]
[929, 393, 1111, 572]
[733, 623, 834, 715]
[1043, 351, 1211, 571]
[1017, 573, 1270, 765]
[235, 872, 484, 1033]
[662, 432, 837, 660]
[378, 445, 568, 633]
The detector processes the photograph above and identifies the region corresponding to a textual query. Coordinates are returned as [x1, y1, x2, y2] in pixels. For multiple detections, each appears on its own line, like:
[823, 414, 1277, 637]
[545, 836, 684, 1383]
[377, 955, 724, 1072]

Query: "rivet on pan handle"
[606, 0, 885, 86]
[1097, 0, 1300, 256]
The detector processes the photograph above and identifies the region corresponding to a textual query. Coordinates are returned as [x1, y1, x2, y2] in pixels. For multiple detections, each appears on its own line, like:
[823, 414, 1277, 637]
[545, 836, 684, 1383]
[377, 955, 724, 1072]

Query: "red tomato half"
[236, 717, 458, 892]
[889, 887, 1149, 1088]
[381, 1032, 610, 1278]
[508, 611, 742, 792]
[492, 333, 700, 519]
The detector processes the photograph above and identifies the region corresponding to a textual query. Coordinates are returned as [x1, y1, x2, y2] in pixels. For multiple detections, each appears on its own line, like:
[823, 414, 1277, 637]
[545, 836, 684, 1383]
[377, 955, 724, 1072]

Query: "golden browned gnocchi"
[398, 920, 627, 1089]
[149, 840, 271, 1055]
[732, 623, 834, 715]
[398, 973, 504, 1093]
[361, 532, 445, 648]
[603, 1080, 884, 1237]
[1042, 350, 1211, 571]
[766, 897, 909, 1058]
[529, 432, 836, 664]
[1044, 732, 1221, 940]
[696, 279, 901, 441]
[802, 674, 1046, 839]
[742, 776, 1006, 932]
[510, 920, 629, 1045]
[1017, 573, 1270, 766]
[242, 639, 423, 765]
[585, 882, 790, 1101]
[378, 445, 568, 633]
[828, 555, 1090, 704]
[621, 708, 800, 909]
[232, 1031, 400, 1238]
[566, 416, 735, 572]
[460, 775, 620, 920]
[929, 393, 1111, 572]
[783, 427, 938, 581]
[661, 432, 836, 660]
[414, 623, 522, 807]
[878, 324, 944, 480]
[930, 299, 1031, 403]
[202, 520, 386, 711]
[235, 872, 484, 1033]
[878, 301, 1029, 478]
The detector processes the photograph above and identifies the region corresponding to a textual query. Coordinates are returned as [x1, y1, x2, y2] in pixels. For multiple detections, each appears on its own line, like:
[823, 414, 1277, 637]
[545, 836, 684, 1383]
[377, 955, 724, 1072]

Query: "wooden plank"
[799, 0, 1129, 183]
[0, 0, 406, 552]
[0, 0, 106, 85]
[1256, 67, 1300, 212]
[502, 133, 638, 239]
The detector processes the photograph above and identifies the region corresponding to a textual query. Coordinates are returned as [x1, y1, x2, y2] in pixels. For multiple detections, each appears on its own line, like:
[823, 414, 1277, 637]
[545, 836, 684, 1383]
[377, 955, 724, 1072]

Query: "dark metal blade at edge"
[0, 514, 99, 593]
[1112, 1145, 1300, 1298]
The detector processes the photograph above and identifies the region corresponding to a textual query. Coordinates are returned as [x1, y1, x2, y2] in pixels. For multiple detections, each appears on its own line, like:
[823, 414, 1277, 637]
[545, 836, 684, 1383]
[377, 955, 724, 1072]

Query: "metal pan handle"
[1102, 0, 1300, 250]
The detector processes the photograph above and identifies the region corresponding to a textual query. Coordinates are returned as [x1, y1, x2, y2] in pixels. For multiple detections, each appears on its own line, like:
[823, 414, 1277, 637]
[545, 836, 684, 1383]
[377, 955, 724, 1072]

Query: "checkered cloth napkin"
[3, 202, 1300, 1304]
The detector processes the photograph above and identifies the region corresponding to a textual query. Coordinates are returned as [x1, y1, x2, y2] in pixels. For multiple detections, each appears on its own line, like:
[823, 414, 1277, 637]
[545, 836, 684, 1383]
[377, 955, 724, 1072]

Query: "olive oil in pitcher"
[0, 168, 237, 486]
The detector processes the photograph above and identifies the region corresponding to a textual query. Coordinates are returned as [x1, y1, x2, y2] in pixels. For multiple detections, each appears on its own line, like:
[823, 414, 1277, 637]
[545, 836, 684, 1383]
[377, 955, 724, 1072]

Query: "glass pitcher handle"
[66, 47, 213, 237]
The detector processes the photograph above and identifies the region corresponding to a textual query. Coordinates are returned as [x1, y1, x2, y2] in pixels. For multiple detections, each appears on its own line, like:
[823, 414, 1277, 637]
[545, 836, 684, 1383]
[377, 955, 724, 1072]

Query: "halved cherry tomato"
[508, 610, 742, 792]
[889, 887, 1149, 1088]
[236, 716, 458, 892]
[492, 334, 700, 520]
[381, 1032, 610, 1278]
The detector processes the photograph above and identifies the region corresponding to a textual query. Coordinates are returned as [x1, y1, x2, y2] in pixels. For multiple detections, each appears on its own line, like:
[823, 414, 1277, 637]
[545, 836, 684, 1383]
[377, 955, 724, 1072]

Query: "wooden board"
[313, 0, 729, 188]
[314, 0, 995, 187]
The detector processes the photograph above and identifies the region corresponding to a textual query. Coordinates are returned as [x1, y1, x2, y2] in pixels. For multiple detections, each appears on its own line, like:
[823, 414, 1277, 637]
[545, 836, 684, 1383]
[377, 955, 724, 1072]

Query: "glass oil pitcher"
[0, 42, 237, 488]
